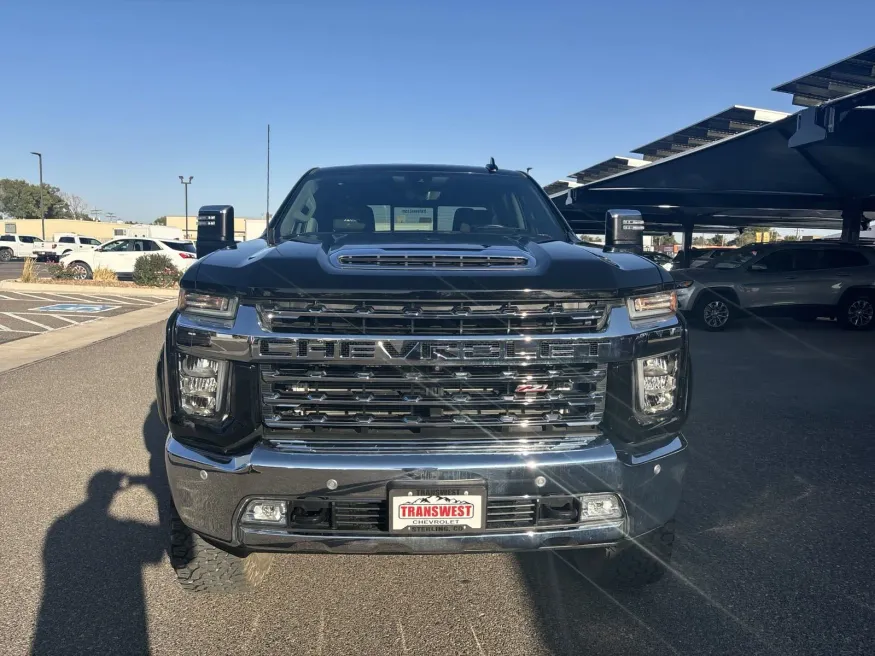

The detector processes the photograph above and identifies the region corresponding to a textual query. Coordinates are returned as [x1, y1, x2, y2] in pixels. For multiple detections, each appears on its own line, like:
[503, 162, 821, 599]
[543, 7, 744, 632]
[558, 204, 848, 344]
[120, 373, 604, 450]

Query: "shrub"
[92, 266, 118, 283]
[47, 263, 78, 280]
[20, 258, 39, 283]
[133, 254, 182, 287]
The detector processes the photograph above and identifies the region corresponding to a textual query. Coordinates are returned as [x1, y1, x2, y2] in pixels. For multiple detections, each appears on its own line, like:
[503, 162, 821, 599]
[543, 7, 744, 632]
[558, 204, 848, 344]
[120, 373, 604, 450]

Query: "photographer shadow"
[32, 404, 169, 655]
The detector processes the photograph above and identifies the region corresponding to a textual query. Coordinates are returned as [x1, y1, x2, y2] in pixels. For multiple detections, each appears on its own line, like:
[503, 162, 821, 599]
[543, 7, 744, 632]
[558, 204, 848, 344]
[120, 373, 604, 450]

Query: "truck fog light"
[636, 352, 679, 414]
[243, 499, 288, 525]
[579, 493, 623, 521]
[178, 355, 228, 417]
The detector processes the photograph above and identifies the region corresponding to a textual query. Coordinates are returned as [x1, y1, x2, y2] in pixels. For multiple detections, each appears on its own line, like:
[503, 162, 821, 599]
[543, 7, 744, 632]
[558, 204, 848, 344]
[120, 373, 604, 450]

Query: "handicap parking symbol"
[34, 304, 119, 314]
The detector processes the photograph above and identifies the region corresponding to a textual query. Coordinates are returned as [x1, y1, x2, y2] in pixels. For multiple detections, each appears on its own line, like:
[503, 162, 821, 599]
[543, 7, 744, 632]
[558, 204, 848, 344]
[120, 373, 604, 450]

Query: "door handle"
[835, 272, 851, 277]
[783, 276, 797, 280]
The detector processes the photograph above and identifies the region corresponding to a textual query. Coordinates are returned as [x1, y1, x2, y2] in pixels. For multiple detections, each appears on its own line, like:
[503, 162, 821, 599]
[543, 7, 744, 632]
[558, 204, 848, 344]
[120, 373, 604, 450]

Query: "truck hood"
[185, 234, 670, 297]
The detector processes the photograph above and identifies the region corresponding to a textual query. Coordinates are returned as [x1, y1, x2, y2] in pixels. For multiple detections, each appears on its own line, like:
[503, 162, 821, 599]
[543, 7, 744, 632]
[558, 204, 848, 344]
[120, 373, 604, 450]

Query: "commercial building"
[2, 218, 148, 242]
[163, 215, 267, 241]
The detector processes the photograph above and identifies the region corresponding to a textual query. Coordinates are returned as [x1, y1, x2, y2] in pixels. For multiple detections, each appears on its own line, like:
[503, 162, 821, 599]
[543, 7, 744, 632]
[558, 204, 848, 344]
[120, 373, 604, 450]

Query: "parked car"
[674, 247, 734, 269]
[641, 251, 675, 271]
[33, 234, 103, 262]
[0, 234, 46, 261]
[673, 241, 875, 331]
[59, 237, 197, 279]
[157, 163, 693, 593]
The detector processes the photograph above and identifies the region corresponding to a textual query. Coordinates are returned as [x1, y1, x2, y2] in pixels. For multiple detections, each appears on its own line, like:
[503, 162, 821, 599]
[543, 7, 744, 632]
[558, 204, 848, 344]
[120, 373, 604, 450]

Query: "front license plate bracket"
[388, 479, 486, 535]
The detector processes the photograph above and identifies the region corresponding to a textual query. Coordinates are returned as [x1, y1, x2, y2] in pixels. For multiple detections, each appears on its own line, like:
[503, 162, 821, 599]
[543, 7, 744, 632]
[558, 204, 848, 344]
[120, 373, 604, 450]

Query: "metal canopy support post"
[681, 222, 694, 268]
[840, 202, 863, 243]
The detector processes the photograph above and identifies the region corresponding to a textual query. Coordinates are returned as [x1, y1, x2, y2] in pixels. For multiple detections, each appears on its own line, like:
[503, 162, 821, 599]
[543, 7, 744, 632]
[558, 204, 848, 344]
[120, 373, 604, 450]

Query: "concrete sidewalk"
[0, 279, 178, 297]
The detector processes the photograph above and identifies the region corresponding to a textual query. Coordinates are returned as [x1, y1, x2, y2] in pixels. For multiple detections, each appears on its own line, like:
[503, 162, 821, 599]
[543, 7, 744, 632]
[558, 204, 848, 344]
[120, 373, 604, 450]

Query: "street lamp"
[30, 152, 45, 240]
[179, 176, 193, 239]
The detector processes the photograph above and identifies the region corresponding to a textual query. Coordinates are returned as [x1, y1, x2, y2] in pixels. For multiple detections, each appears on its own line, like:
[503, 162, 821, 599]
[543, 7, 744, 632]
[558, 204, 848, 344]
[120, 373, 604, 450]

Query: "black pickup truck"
[156, 163, 692, 592]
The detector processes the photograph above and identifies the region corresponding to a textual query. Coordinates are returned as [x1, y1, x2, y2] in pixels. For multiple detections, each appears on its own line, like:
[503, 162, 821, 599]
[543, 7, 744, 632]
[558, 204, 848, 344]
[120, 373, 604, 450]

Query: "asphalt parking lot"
[1, 317, 873, 655]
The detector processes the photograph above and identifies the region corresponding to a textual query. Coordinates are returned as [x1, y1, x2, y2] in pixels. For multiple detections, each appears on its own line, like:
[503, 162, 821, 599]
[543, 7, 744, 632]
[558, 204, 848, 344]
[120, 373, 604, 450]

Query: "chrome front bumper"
[166, 434, 687, 554]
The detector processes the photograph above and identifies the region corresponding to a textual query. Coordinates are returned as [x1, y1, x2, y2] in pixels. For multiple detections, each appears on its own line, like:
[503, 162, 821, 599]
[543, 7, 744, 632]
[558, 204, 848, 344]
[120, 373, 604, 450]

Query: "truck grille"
[257, 297, 609, 335]
[261, 362, 607, 434]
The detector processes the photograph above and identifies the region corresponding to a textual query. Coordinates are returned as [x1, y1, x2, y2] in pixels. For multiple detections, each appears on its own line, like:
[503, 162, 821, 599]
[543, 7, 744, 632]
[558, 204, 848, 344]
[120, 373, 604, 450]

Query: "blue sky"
[1, 0, 873, 224]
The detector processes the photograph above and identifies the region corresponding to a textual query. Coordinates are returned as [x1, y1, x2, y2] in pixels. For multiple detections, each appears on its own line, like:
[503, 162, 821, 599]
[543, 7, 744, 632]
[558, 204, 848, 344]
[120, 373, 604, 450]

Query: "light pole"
[30, 152, 45, 240]
[179, 176, 193, 239]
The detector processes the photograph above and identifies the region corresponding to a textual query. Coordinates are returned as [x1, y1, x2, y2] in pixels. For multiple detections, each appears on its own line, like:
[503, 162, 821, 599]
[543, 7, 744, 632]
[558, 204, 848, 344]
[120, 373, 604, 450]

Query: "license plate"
[389, 483, 486, 534]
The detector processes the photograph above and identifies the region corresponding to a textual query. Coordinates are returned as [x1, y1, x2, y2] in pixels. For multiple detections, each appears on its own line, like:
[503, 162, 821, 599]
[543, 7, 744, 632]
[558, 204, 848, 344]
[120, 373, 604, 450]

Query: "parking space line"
[14, 312, 81, 324]
[71, 294, 141, 305]
[27, 292, 103, 303]
[0, 324, 40, 334]
[113, 295, 167, 305]
[5, 291, 54, 301]
[0, 294, 15, 300]
[2, 313, 54, 330]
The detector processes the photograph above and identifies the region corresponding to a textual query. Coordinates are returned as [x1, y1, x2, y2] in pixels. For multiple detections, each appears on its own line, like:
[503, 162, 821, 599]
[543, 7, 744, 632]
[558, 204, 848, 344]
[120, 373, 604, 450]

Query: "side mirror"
[749, 263, 767, 271]
[196, 205, 235, 258]
[603, 209, 644, 254]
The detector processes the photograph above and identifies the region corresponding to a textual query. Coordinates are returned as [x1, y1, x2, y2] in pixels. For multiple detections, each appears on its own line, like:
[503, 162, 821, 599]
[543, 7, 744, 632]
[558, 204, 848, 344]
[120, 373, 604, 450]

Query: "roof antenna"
[486, 157, 498, 173]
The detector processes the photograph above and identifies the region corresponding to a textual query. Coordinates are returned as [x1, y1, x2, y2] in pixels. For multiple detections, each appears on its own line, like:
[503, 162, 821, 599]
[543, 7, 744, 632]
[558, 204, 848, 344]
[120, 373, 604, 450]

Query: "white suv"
[60, 237, 197, 280]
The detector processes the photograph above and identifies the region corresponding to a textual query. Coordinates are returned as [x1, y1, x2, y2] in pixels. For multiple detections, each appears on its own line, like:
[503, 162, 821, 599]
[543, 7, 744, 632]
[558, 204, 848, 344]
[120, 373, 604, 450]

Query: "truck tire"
[0, 248, 12, 262]
[170, 505, 272, 593]
[68, 261, 92, 280]
[838, 291, 875, 331]
[694, 294, 733, 331]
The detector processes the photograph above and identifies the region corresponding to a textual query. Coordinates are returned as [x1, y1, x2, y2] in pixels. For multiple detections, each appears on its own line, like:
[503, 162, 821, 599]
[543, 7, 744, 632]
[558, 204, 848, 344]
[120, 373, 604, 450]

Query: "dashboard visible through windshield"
[273, 169, 571, 242]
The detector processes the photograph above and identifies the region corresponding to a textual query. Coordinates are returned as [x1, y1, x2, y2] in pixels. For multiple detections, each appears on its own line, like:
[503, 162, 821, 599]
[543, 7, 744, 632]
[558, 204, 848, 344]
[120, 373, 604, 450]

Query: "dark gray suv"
[673, 241, 875, 331]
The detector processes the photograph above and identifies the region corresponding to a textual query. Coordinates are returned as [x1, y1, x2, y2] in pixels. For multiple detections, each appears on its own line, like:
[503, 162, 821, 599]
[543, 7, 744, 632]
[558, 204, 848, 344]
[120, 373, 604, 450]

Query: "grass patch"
[92, 266, 118, 283]
[20, 258, 39, 283]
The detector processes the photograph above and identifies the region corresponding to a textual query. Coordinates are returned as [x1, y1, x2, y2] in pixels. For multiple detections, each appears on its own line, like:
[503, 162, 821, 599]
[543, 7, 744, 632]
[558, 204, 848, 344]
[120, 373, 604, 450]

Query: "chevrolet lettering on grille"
[258, 339, 603, 361]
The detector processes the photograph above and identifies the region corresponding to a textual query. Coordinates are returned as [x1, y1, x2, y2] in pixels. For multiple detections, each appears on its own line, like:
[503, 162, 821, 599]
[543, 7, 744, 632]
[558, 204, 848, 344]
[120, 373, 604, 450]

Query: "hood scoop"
[335, 252, 530, 269]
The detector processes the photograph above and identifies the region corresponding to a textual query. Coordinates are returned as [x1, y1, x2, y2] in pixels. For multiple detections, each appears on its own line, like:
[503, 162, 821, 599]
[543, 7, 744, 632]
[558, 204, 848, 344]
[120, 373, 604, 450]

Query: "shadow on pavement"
[32, 403, 169, 655]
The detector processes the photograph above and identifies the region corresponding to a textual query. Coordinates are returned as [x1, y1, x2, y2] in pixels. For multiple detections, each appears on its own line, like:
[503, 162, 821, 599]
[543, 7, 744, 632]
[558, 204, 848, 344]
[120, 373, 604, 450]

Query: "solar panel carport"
[546, 47, 875, 265]
[549, 87, 874, 265]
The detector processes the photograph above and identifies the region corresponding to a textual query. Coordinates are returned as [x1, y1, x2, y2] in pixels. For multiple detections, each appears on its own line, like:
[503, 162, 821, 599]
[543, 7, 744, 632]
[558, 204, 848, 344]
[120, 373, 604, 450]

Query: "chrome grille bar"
[336, 254, 530, 268]
[268, 435, 600, 454]
[257, 297, 610, 335]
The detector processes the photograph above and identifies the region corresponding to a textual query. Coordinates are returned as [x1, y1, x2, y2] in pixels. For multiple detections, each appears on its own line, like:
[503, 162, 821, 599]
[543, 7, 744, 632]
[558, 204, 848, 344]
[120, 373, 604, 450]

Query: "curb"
[0, 302, 173, 374]
[0, 279, 178, 298]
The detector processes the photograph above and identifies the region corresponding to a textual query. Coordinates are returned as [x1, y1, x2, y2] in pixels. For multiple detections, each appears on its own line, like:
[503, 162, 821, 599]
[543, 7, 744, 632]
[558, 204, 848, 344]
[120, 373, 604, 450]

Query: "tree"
[784, 234, 799, 241]
[154, 216, 167, 225]
[60, 192, 90, 220]
[0, 178, 69, 219]
[709, 234, 725, 246]
[737, 226, 772, 247]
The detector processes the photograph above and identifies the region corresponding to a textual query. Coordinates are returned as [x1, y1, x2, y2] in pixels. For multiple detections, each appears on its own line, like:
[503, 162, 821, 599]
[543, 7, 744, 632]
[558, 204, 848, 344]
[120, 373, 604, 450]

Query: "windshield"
[273, 170, 570, 242]
[163, 241, 196, 253]
[706, 247, 760, 269]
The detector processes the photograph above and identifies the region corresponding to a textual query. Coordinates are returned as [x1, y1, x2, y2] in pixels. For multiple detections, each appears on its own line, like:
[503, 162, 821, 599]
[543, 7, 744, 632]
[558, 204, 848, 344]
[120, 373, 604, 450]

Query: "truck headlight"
[178, 355, 228, 417]
[627, 291, 676, 320]
[178, 290, 239, 319]
[636, 352, 679, 414]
